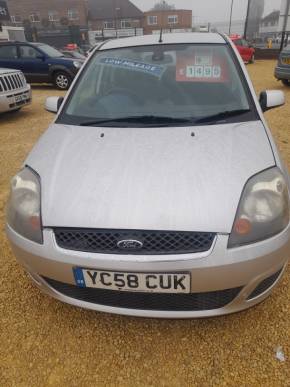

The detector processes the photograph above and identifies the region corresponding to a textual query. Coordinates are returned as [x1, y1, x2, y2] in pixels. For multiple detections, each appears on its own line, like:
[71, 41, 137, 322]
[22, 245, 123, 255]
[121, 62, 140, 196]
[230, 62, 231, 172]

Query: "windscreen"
[59, 43, 255, 126]
[38, 44, 64, 58]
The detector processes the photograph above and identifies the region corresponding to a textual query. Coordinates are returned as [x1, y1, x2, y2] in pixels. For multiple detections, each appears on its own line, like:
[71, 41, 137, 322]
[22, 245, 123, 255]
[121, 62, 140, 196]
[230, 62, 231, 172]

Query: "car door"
[0, 45, 19, 70]
[18, 45, 50, 83]
[234, 39, 247, 61]
[241, 40, 252, 62]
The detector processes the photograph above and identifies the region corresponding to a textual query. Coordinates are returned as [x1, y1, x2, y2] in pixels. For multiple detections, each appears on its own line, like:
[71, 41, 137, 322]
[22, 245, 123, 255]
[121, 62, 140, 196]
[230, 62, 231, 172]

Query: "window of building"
[48, 11, 59, 22]
[168, 15, 178, 24]
[11, 15, 22, 24]
[104, 20, 114, 29]
[30, 13, 40, 23]
[0, 45, 18, 59]
[121, 19, 131, 28]
[68, 9, 79, 21]
[147, 15, 157, 25]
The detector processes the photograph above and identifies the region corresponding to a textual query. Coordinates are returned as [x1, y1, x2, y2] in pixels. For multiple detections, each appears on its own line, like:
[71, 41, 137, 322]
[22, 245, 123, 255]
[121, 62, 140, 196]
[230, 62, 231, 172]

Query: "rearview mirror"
[45, 96, 64, 113]
[259, 90, 285, 112]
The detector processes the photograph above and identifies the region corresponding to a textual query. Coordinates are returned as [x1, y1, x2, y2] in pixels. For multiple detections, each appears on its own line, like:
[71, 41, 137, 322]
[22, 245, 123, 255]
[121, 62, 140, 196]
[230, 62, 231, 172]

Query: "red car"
[230, 35, 255, 63]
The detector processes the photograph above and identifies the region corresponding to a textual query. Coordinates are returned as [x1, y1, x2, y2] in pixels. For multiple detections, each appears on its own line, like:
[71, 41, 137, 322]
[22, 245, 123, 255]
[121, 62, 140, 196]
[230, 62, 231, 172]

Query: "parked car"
[275, 47, 290, 86]
[0, 42, 84, 90]
[0, 68, 31, 113]
[61, 50, 86, 60]
[230, 35, 255, 63]
[6, 33, 290, 318]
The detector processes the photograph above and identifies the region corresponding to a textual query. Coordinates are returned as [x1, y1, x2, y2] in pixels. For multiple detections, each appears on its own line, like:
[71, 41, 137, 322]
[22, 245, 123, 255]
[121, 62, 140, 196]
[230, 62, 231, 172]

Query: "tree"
[60, 16, 69, 26]
[41, 18, 50, 28]
[151, 1, 175, 11]
[23, 19, 31, 28]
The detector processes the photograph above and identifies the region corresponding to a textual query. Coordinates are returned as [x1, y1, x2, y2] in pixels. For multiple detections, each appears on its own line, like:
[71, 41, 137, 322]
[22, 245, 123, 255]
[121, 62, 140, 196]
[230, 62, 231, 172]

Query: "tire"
[53, 72, 72, 90]
[249, 54, 255, 64]
[282, 79, 290, 87]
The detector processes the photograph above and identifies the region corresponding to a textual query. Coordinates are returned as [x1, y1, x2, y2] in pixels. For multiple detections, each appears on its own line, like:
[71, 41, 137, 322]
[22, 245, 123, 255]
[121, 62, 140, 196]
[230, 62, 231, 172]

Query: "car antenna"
[159, 28, 163, 43]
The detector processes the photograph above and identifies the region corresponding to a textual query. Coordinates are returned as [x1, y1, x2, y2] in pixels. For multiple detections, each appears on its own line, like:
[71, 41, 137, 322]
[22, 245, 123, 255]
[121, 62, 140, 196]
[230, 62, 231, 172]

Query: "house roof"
[261, 10, 280, 23]
[88, 0, 143, 20]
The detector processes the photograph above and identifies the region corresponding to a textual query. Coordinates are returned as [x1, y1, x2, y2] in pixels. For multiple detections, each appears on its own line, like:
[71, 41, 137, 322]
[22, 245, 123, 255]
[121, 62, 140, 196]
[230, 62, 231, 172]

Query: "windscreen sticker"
[176, 53, 229, 83]
[100, 57, 165, 77]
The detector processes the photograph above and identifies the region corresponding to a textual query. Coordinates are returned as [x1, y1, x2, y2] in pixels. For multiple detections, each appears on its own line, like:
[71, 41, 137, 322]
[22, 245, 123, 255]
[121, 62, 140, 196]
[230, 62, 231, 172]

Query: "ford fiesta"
[6, 33, 290, 318]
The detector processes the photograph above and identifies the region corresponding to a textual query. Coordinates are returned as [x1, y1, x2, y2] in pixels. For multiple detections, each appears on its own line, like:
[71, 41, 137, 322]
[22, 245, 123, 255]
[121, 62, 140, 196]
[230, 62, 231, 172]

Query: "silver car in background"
[275, 47, 290, 87]
[6, 33, 290, 318]
[0, 68, 31, 113]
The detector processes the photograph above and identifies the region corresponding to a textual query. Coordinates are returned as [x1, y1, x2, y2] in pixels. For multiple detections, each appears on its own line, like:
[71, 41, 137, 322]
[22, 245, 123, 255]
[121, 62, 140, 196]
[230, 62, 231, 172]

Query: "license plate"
[15, 94, 26, 103]
[73, 268, 191, 294]
[282, 58, 290, 65]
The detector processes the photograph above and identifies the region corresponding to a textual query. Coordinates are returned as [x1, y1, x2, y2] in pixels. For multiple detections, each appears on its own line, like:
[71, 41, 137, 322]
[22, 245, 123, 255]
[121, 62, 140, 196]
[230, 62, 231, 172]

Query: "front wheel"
[282, 79, 290, 87]
[53, 72, 72, 90]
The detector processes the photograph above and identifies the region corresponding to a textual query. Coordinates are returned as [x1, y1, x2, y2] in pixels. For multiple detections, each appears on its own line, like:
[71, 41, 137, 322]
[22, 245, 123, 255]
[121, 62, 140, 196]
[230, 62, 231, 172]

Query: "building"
[279, 0, 290, 34]
[210, 20, 245, 36]
[259, 10, 280, 40]
[87, 0, 143, 31]
[7, 0, 87, 28]
[143, 9, 192, 35]
[6, 0, 88, 47]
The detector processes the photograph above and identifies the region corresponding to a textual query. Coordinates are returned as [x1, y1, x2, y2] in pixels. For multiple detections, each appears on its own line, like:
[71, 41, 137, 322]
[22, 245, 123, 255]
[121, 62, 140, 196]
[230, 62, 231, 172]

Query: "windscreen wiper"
[79, 115, 194, 127]
[194, 109, 252, 125]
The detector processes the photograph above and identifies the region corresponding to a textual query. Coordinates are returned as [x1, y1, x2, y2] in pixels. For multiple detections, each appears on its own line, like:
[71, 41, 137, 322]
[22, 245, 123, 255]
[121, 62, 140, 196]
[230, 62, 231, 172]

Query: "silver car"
[6, 33, 290, 318]
[275, 47, 290, 87]
[0, 68, 31, 113]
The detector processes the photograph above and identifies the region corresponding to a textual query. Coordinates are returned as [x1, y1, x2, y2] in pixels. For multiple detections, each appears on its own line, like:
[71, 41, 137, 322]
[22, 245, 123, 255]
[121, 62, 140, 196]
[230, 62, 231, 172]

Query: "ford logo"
[117, 239, 143, 250]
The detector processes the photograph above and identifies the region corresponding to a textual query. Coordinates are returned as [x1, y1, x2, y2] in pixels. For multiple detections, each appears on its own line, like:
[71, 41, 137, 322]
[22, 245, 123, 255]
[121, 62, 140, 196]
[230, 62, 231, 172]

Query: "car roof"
[0, 41, 40, 46]
[100, 33, 226, 50]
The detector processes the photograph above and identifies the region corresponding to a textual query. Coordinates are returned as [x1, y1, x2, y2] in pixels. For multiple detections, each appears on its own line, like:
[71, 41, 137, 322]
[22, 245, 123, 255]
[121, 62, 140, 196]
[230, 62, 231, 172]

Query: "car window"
[242, 40, 249, 47]
[0, 45, 18, 59]
[36, 44, 64, 58]
[59, 43, 255, 127]
[19, 46, 40, 59]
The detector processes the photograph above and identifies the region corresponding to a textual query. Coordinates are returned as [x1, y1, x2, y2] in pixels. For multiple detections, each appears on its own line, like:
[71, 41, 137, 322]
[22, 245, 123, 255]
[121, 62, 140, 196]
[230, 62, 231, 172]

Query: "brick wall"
[7, 0, 87, 27]
[143, 10, 192, 35]
[89, 18, 142, 31]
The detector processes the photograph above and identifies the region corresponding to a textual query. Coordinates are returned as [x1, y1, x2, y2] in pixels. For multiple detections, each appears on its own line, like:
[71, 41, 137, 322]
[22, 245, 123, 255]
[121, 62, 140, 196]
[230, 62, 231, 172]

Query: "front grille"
[247, 269, 283, 300]
[54, 228, 216, 255]
[44, 277, 242, 311]
[0, 73, 24, 92]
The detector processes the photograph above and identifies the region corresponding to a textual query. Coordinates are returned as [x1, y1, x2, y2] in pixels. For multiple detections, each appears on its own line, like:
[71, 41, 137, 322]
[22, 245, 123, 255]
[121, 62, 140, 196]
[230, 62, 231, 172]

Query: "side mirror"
[45, 96, 64, 113]
[36, 54, 45, 61]
[259, 90, 285, 112]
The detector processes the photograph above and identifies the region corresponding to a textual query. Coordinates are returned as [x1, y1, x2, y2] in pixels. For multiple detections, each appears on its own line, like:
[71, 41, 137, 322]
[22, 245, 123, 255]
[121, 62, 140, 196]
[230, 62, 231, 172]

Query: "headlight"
[6, 167, 43, 244]
[228, 167, 289, 248]
[73, 61, 82, 69]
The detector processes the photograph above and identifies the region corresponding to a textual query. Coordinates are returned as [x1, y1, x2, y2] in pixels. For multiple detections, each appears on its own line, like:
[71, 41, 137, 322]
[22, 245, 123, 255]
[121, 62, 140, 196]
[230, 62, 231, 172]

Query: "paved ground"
[0, 62, 290, 386]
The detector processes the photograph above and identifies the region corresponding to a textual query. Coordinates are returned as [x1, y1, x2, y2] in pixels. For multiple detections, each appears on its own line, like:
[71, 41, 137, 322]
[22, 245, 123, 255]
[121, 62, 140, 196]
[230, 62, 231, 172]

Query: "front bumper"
[0, 85, 31, 113]
[6, 224, 290, 318]
[275, 65, 290, 80]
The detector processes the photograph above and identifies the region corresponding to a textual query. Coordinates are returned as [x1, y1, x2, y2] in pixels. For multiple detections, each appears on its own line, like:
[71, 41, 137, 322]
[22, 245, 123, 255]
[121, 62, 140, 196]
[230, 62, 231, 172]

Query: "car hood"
[0, 67, 22, 75]
[51, 57, 84, 65]
[26, 121, 275, 233]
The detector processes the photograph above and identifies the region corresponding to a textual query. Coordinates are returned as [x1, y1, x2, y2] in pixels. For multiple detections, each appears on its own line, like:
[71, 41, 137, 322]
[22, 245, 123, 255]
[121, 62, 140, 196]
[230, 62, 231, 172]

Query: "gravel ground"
[0, 62, 290, 386]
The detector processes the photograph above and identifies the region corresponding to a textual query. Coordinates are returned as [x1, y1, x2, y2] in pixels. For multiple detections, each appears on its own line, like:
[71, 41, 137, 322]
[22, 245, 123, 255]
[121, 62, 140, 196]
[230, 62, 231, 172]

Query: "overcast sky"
[131, 0, 282, 23]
